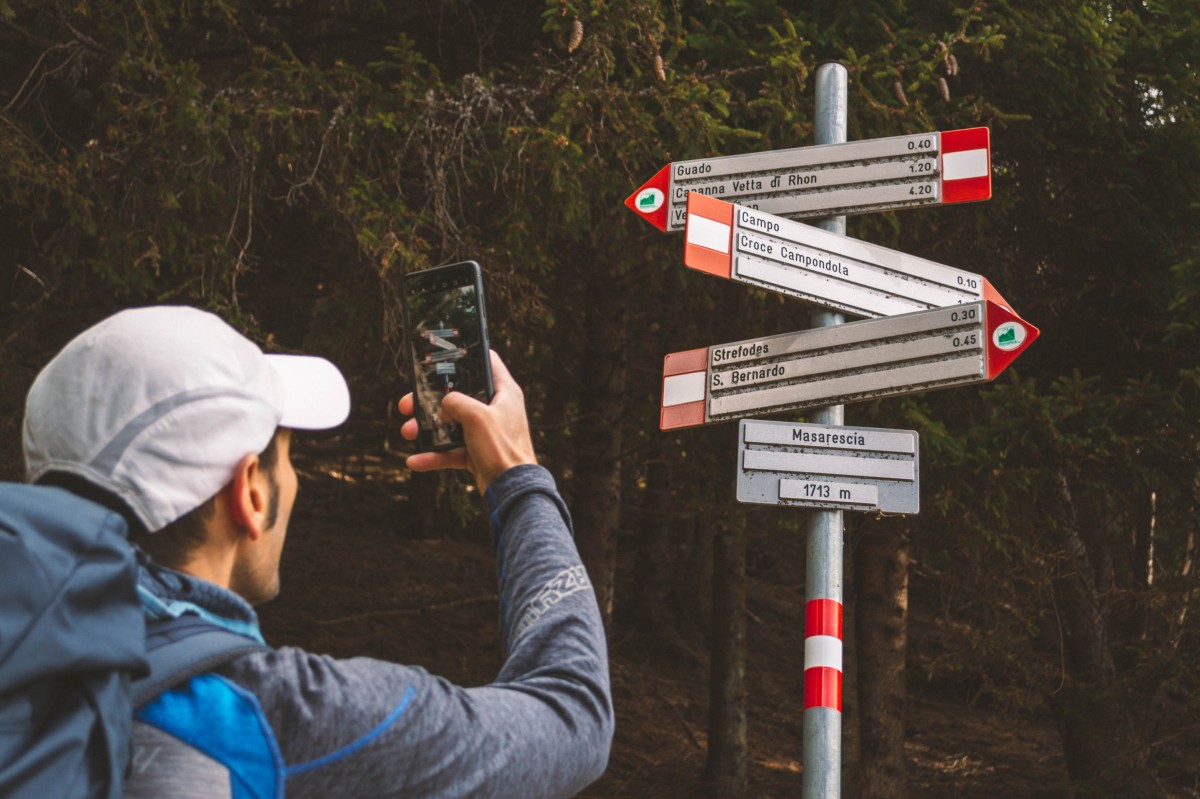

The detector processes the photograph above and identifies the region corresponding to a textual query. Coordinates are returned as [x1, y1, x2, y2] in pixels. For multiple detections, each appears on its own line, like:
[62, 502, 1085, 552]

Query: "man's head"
[23, 306, 349, 600]
[135, 427, 293, 604]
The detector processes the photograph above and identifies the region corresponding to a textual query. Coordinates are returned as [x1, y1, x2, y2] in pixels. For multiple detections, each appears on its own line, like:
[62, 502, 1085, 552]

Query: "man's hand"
[398, 350, 538, 494]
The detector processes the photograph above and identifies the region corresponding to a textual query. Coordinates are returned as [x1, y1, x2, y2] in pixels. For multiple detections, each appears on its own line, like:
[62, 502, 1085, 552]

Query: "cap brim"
[266, 355, 351, 430]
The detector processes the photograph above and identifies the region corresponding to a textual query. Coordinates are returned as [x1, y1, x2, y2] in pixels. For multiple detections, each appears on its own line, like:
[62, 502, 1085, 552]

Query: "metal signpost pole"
[804, 61, 848, 799]
[640, 52, 1024, 799]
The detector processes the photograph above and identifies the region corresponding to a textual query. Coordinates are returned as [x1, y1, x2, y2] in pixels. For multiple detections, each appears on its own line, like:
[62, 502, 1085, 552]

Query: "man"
[22, 305, 612, 798]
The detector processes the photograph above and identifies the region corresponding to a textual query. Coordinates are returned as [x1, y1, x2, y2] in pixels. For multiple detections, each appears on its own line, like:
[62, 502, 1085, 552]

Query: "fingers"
[406, 448, 469, 473]
[437, 389, 483, 426]
[487, 349, 515, 393]
[396, 389, 473, 475]
[396, 350, 536, 492]
[396, 351, 507, 427]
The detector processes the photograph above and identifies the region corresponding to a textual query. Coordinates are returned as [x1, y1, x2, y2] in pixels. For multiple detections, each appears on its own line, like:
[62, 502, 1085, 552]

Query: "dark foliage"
[3, 1, 1198, 795]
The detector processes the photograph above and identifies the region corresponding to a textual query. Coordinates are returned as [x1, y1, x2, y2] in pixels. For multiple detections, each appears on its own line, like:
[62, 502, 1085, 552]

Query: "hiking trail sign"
[736, 419, 920, 513]
[682, 193, 1013, 320]
[626, 127, 990, 233]
[660, 300, 1038, 430]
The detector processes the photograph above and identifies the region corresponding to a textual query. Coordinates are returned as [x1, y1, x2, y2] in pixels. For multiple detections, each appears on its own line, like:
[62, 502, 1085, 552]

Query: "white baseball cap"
[23, 306, 351, 532]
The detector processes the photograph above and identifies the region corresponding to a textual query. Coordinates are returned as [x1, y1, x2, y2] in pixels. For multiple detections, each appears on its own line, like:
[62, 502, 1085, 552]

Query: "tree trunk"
[571, 274, 628, 627]
[1171, 467, 1200, 648]
[629, 456, 699, 659]
[851, 520, 909, 799]
[706, 515, 747, 798]
[673, 513, 715, 638]
[631, 457, 669, 624]
[1050, 472, 1163, 799]
[539, 261, 585, 507]
[1132, 489, 1155, 590]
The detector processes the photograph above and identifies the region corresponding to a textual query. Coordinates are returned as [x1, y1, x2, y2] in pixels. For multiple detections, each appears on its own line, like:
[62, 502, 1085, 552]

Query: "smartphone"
[401, 260, 494, 451]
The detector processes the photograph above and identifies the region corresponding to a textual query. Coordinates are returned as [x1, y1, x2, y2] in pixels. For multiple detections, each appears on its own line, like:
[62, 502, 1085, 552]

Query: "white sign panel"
[660, 299, 1039, 430]
[737, 420, 919, 513]
[683, 193, 1009, 319]
[627, 128, 991, 232]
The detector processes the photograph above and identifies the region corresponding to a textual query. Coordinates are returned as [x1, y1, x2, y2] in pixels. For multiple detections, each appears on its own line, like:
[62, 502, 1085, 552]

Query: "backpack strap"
[132, 615, 269, 708]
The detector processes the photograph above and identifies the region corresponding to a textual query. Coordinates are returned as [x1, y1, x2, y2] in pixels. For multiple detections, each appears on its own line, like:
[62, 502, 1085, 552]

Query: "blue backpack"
[0, 483, 265, 799]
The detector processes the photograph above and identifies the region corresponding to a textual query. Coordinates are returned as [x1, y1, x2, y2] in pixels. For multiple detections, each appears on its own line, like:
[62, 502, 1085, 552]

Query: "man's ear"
[226, 451, 268, 540]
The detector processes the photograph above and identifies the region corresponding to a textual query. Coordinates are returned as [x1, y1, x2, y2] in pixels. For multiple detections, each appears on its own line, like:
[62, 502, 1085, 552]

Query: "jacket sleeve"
[225, 465, 613, 799]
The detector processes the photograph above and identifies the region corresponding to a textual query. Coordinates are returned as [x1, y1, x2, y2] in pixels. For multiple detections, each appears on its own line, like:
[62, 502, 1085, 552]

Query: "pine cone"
[568, 18, 583, 53]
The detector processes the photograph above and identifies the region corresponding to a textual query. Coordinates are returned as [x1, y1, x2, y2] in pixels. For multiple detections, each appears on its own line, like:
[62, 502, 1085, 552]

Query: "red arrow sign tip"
[626, 164, 672, 232]
[985, 300, 1040, 380]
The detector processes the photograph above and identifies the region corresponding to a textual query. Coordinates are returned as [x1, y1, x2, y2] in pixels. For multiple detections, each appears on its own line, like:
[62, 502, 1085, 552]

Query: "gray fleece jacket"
[125, 465, 613, 799]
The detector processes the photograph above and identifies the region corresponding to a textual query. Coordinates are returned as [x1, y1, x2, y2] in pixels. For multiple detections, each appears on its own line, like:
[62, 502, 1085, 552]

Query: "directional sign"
[660, 300, 1038, 430]
[626, 127, 991, 232]
[737, 420, 919, 513]
[424, 348, 466, 364]
[425, 333, 459, 352]
[683, 193, 1014, 319]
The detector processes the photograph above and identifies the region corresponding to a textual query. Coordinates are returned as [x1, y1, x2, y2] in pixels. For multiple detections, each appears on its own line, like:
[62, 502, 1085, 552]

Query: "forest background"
[2, 1, 1199, 797]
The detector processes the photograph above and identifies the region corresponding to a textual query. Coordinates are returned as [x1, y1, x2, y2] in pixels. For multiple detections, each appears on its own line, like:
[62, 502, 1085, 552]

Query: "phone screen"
[403, 262, 493, 450]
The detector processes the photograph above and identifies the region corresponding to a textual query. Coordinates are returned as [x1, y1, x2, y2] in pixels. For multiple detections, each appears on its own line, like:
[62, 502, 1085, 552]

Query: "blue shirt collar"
[136, 551, 266, 644]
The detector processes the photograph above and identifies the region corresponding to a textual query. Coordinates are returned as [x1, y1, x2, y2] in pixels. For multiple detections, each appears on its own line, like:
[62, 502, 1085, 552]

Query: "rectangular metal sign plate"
[627, 128, 991, 233]
[684, 193, 1006, 319]
[661, 297, 1038, 430]
[736, 419, 919, 513]
[662, 301, 1001, 429]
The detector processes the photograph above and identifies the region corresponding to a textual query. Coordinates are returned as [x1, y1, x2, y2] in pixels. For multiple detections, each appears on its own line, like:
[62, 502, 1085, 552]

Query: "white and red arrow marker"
[627, 127, 991, 233]
[660, 300, 1038, 430]
[683, 192, 1013, 319]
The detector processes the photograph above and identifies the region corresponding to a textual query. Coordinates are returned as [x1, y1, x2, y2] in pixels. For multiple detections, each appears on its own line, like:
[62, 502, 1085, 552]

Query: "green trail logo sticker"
[993, 322, 1026, 351]
[636, 188, 664, 213]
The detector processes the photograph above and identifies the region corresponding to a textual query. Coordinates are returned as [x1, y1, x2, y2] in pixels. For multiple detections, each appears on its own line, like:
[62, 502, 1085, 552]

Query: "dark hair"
[130, 431, 281, 569]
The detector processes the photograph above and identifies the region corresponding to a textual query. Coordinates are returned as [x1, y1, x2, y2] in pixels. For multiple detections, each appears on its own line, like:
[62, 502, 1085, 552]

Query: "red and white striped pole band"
[804, 598, 843, 712]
